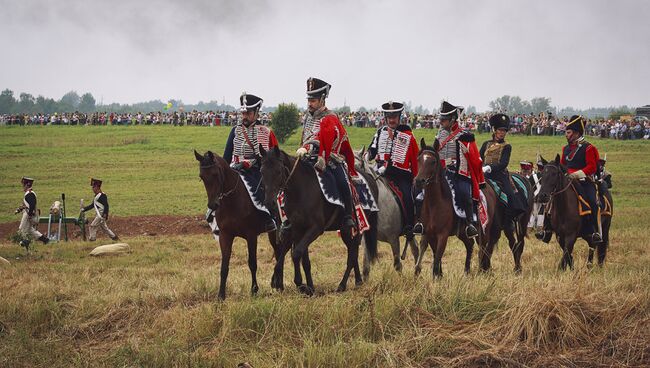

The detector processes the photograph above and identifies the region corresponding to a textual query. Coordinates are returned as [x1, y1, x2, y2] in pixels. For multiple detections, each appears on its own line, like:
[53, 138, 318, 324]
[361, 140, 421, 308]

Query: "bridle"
[200, 159, 240, 206]
[418, 149, 440, 185]
[540, 164, 573, 200]
[278, 156, 301, 193]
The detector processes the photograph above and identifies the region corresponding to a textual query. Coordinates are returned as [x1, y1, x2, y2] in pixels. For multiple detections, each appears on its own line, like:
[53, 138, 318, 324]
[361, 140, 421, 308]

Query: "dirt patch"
[0, 215, 210, 240]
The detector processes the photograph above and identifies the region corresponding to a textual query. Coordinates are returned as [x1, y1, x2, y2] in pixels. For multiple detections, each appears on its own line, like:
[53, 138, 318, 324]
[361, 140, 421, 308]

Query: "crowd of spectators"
[2, 110, 649, 140]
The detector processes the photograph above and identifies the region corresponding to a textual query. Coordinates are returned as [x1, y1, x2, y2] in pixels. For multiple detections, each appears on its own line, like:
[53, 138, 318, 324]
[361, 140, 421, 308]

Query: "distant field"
[1, 125, 650, 367]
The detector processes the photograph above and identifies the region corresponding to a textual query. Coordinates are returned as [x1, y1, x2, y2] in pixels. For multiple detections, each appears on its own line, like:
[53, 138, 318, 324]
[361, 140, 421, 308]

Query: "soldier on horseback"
[294, 77, 360, 232]
[222, 92, 278, 233]
[435, 101, 485, 238]
[367, 101, 419, 240]
[561, 115, 603, 244]
[480, 113, 526, 230]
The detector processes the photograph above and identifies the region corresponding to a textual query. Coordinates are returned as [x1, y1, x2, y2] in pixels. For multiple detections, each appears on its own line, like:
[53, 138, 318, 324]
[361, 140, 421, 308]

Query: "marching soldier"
[367, 101, 419, 240]
[81, 178, 119, 241]
[480, 113, 526, 229]
[560, 115, 602, 244]
[16, 177, 49, 248]
[295, 77, 360, 231]
[435, 101, 485, 238]
[222, 92, 279, 233]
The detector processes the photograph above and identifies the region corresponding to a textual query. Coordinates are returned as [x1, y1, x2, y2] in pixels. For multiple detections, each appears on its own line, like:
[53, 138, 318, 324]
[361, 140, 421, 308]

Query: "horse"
[486, 172, 534, 274]
[536, 155, 613, 270]
[259, 145, 374, 295]
[413, 138, 498, 278]
[195, 150, 287, 300]
[354, 147, 419, 278]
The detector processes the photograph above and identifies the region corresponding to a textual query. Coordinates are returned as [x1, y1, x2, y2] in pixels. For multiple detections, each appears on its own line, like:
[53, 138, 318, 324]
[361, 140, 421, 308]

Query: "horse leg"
[269, 232, 289, 291]
[557, 235, 567, 271]
[352, 240, 363, 287]
[463, 237, 474, 275]
[391, 238, 402, 273]
[505, 228, 522, 274]
[409, 237, 420, 263]
[598, 217, 611, 266]
[415, 236, 428, 276]
[478, 232, 495, 273]
[337, 233, 359, 292]
[217, 232, 234, 300]
[292, 251, 303, 289]
[300, 250, 314, 296]
[565, 235, 576, 270]
[432, 235, 446, 279]
[362, 233, 371, 280]
[246, 235, 259, 296]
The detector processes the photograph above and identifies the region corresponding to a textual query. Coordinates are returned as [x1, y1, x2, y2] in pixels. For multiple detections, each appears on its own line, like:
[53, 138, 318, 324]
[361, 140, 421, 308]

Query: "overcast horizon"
[1, 0, 648, 111]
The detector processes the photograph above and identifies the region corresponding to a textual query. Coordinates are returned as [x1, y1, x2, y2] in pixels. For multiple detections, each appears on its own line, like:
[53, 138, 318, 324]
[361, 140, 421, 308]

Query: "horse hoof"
[514, 267, 522, 275]
[395, 263, 403, 273]
[336, 284, 347, 293]
[414, 266, 421, 276]
[251, 285, 259, 295]
[217, 293, 226, 301]
[355, 279, 363, 287]
[298, 284, 314, 296]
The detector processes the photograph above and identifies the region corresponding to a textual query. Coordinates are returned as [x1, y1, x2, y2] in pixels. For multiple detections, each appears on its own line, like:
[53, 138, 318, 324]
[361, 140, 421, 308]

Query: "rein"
[419, 149, 440, 185]
[541, 165, 573, 217]
[279, 156, 301, 192]
[200, 160, 240, 204]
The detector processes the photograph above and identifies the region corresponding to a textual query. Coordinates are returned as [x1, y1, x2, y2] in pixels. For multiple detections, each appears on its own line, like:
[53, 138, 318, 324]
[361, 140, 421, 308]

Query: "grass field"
[1, 125, 650, 367]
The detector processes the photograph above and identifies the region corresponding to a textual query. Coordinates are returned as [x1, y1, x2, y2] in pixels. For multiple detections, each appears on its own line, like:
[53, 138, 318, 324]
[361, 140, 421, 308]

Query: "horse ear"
[540, 155, 548, 165]
[360, 145, 366, 157]
[194, 149, 203, 162]
[433, 138, 440, 152]
[259, 144, 267, 157]
[554, 154, 561, 165]
[420, 138, 426, 151]
[272, 145, 281, 157]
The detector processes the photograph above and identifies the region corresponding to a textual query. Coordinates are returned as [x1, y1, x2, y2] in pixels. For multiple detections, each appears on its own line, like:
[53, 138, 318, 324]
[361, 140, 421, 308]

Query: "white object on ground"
[90, 243, 131, 256]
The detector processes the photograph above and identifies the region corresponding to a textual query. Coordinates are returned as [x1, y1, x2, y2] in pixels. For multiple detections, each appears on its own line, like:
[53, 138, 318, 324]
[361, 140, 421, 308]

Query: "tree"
[270, 103, 300, 143]
[78, 93, 96, 113]
[0, 89, 16, 114]
[336, 105, 351, 114]
[60, 91, 80, 108]
[17, 93, 35, 114]
[609, 107, 633, 120]
[530, 97, 552, 114]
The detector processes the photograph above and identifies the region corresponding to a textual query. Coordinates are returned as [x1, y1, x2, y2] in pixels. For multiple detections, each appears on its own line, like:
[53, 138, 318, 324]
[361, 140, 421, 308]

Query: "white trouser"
[89, 216, 116, 240]
[19, 211, 43, 240]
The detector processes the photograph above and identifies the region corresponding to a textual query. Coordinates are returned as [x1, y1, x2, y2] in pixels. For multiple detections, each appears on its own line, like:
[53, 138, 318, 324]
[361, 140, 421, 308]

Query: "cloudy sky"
[1, 0, 648, 111]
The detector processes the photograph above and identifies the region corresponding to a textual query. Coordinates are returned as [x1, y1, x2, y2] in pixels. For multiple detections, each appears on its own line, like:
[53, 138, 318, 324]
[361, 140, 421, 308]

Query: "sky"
[1, 0, 648, 111]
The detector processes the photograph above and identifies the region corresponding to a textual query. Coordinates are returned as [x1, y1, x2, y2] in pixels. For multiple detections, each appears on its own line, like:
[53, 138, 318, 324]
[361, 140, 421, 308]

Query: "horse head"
[259, 144, 288, 209]
[537, 154, 567, 203]
[415, 137, 441, 190]
[353, 145, 371, 177]
[195, 149, 228, 210]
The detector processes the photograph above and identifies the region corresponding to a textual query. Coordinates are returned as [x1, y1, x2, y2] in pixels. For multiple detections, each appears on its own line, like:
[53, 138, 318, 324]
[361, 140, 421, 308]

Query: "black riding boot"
[465, 202, 479, 238]
[413, 191, 424, 234]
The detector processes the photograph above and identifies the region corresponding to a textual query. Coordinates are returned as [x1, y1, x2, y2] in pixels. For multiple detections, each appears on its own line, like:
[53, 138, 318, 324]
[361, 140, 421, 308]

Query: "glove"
[374, 165, 386, 176]
[230, 162, 244, 171]
[314, 156, 326, 171]
[568, 170, 586, 180]
[296, 147, 308, 158]
[482, 166, 492, 174]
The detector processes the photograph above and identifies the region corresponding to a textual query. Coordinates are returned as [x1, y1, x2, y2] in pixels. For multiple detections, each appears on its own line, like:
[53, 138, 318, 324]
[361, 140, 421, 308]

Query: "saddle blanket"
[489, 175, 528, 206]
[316, 165, 379, 212]
[238, 169, 270, 215]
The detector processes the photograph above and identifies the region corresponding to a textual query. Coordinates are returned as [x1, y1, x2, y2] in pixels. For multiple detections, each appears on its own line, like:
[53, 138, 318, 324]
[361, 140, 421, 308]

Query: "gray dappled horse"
[354, 147, 420, 278]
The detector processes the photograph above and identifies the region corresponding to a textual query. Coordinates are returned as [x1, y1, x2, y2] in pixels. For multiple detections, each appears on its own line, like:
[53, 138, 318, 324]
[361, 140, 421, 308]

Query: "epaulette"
[396, 124, 412, 132]
[457, 130, 475, 142]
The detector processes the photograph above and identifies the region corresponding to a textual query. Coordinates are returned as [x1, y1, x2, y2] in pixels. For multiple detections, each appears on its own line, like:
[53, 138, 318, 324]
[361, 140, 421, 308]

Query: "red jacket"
[306, 114, 358, 177]
[561, 139, 599, 176]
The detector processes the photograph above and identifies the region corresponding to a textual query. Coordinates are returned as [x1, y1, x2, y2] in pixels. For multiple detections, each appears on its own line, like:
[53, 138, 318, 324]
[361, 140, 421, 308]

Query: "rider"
[367, 101, 419, 240]
[480, 113, 526, 230]
[222, 92, 279, 233]
[436, 101, 485, 238]
[295, 77, 360, 231]
[561, 115, 603, 244]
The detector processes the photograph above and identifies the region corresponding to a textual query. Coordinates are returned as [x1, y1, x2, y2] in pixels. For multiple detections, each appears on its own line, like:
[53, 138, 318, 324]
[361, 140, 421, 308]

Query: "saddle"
[488, 174, 529, 206]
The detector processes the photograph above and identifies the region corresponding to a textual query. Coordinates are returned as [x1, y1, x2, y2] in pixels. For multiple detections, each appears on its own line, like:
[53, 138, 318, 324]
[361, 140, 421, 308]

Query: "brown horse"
[413, 139, 498, 278]
[195, 150, 286, 300]
[536, 155, 613, 270]
[487, 172, 534, 274]
[259, 145, 371, 295]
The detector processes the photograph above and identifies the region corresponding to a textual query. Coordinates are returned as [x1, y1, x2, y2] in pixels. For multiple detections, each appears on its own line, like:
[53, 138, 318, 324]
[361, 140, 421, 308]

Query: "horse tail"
[364, 210, 379, 263]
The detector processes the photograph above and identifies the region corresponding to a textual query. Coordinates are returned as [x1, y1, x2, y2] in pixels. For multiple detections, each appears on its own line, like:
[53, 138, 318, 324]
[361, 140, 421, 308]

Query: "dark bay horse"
[413, 139, 497, 278]
[195, 150, 286, 300]
[487, 172, 534, 274]
[537, 155, 613, 270]
[259, 145, 374, 295]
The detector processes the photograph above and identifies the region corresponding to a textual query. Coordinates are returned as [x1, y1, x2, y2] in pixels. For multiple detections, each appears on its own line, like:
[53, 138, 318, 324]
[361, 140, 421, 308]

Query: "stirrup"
[264, 219, 277, 233]
[465, 224, 479, 238]
[413, 222, 424, 235]
[591, 232, 603, 244]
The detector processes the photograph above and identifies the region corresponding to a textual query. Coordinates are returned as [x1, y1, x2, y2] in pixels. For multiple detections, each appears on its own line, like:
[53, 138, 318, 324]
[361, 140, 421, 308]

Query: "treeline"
[0, 88, 638, 119]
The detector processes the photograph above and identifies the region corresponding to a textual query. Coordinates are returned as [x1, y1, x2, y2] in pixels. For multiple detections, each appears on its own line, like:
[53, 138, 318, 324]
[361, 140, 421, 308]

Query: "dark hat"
[90, 178, 103, 187]
[381, 101, 404, 115]
[239, 93, 263, 112]
[566, 115, 585, 135]
[21, 177, 34, 186]
[306, 77, 331, 99]
[520, 161, 533, 170]
[489, 113, 510, 131]
[439, 101, 463, 120]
